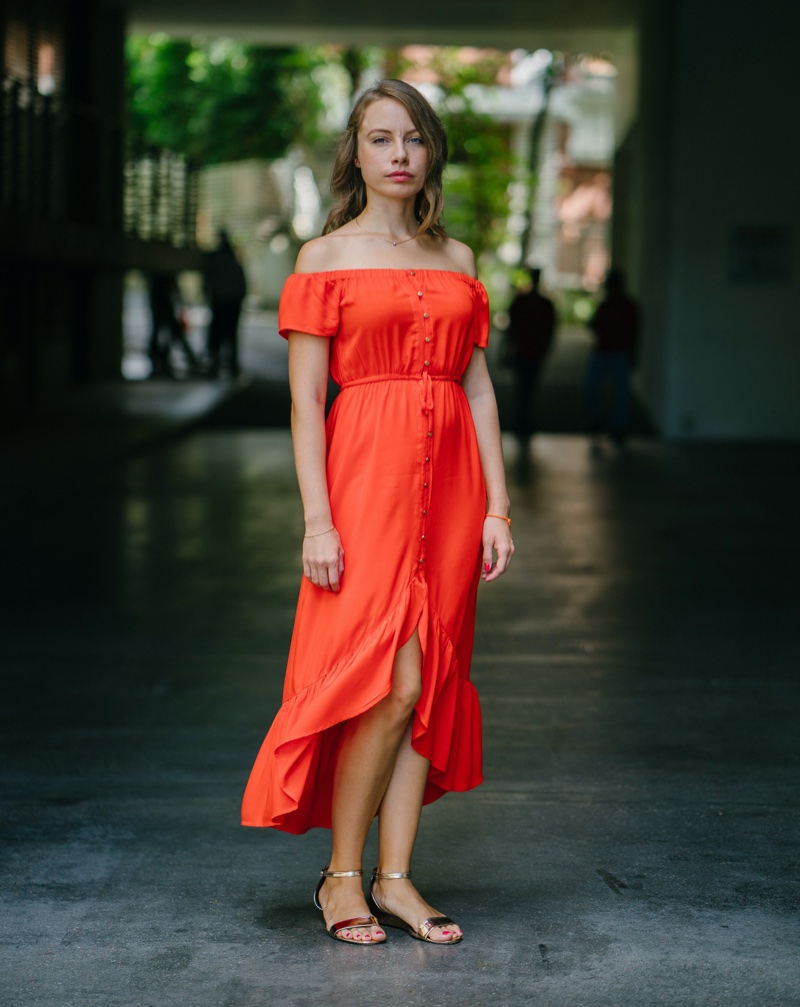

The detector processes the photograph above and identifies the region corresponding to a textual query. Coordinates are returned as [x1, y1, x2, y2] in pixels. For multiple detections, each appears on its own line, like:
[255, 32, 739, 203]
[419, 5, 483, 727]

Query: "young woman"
[242, 79, 513, 946]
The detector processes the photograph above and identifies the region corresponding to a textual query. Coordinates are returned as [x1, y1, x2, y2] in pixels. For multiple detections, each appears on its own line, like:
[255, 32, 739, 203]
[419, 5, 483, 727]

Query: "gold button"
[421, 534, 426, 541]
[424, 360, 430, 366]
[425, 455, 430, 462]
[419, 557, 425, 564]
[417, 291, 423, 297]
[423, 312, 429, 318]
[425, 337, 431, 343]
[427, 431, 433, 438]
[422, 509, 427, 515]
[409, 270, 415, 275]
[423, 482, 428, 488]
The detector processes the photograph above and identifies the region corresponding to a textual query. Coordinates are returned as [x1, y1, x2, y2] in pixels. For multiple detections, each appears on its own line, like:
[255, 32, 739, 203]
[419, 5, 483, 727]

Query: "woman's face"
[356, 98, 429, 199]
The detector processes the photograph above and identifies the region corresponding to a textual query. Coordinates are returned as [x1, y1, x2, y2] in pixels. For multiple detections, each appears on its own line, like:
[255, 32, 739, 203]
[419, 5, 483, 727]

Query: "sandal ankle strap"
[372, 868, 412, 880]
[314, 866, 364, 913]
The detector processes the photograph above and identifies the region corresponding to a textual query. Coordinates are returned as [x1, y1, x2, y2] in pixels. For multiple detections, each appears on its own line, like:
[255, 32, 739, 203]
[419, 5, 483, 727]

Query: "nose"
[392, 140, 409, 164]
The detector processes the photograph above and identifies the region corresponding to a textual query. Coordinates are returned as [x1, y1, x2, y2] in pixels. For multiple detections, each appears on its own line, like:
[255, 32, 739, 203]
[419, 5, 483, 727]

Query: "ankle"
[373, 876, 414, 902]
[374, 867, 412, 878]
[325, 874, 363, 890]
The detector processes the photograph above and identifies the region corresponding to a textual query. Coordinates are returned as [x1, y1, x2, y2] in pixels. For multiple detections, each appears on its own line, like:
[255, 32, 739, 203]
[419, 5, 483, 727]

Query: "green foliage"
[126, 36, 195, 156]
[441, 106, 513, 261]
[126, 35, 325, 165]
[411, 48, 515, 261]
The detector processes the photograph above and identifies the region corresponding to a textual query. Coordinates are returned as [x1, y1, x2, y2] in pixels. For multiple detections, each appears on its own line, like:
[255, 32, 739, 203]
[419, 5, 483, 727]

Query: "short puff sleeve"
[472, 281, 490, 348]
[278, 273, 341, 340]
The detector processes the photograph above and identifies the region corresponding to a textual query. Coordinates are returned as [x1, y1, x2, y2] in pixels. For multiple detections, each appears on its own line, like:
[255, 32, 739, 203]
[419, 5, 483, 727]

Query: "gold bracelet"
[304, 526, 334, 538]
[485, 513, 512, 526]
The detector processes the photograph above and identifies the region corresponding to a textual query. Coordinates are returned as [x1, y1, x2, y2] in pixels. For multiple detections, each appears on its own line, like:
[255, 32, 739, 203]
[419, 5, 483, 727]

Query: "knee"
[386, 676, 421, 722]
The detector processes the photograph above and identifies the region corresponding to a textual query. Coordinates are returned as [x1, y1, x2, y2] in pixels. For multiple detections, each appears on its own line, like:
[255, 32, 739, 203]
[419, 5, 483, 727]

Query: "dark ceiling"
[129, 0, 640, 50]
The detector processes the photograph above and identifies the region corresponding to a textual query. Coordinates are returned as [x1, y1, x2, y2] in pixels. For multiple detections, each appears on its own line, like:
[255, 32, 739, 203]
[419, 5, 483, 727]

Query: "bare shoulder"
[294, 232, 353, 274]
[440, 238, 478, 278]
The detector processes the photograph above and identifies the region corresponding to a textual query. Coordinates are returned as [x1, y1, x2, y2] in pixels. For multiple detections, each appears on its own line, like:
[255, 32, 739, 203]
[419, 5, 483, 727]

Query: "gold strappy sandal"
[313, 867, 385, 945]
[368, 869, 463, 945]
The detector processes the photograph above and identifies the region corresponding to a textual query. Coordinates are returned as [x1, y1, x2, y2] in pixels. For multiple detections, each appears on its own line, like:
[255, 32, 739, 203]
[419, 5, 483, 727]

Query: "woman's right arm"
[288, 332, 344, 592]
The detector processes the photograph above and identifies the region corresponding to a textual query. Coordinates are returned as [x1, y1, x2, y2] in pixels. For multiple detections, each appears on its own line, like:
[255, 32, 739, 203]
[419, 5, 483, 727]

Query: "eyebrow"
[365, 128, 421, 136]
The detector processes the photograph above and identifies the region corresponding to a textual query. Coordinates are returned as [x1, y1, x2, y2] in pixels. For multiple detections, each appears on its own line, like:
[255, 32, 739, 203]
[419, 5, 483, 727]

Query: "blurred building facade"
[411, 49, 618, 290]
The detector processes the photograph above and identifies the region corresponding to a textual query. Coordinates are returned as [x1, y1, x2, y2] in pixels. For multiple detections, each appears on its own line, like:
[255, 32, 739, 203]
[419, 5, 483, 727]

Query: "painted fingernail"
[484, 563, 491, 572]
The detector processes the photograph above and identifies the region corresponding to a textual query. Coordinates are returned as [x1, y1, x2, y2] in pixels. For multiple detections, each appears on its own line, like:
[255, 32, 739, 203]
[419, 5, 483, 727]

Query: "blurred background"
[2, 0, 797, 441]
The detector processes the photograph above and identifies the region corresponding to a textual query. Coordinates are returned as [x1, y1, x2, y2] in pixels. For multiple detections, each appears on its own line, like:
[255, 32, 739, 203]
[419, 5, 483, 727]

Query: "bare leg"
[372, 730, 463, 943]
[316, 631, 422, 943]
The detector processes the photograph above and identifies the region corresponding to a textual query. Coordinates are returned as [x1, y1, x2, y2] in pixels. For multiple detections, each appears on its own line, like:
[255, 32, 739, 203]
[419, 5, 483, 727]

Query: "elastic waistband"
[339, 373, 460, 389]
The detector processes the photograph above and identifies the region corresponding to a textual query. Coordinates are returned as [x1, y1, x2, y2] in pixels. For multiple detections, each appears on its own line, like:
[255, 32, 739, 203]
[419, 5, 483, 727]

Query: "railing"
[123, 149, 198, 248]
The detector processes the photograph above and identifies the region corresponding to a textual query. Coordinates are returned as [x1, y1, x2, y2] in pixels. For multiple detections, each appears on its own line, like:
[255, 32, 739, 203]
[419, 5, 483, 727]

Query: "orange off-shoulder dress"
[241, 269, 490, 833]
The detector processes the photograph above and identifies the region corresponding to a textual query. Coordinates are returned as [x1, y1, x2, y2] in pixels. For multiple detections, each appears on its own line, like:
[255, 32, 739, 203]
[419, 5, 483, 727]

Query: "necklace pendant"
[392, 241, 397, 246]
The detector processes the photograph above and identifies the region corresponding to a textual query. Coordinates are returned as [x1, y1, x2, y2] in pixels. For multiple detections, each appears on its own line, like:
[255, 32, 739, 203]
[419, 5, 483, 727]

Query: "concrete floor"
[1, 393, 799, 1004]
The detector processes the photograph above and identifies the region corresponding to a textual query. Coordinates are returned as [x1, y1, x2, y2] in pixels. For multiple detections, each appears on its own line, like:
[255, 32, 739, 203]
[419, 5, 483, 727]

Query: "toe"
[347, 926, 385, 943]
[433, 925, 461, 942]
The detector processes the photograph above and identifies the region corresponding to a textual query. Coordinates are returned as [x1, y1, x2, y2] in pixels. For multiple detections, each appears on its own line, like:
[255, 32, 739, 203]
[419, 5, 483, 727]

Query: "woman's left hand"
[481, 516, 514, 582]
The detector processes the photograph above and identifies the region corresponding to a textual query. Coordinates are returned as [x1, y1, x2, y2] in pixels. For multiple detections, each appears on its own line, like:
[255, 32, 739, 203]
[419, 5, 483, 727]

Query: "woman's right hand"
[302, 528, 345, 593]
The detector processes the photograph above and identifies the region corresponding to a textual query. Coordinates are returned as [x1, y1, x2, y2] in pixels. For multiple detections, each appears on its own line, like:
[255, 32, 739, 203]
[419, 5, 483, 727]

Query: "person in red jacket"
[586, 269, 640, 447]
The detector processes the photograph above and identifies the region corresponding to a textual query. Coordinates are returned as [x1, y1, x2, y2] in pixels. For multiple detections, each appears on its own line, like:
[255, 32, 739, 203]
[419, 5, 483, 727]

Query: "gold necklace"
[355, 215, 417, 247]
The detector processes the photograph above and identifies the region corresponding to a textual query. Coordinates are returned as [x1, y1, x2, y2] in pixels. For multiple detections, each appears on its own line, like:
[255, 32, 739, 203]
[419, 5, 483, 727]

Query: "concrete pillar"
[63, 0, 128, 382]
[631, 0, 800, 439]
[616, 0, 678, 436]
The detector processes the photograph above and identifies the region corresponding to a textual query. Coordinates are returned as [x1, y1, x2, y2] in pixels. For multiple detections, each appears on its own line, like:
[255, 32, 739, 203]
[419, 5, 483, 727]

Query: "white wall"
[635, 0, 800, 439]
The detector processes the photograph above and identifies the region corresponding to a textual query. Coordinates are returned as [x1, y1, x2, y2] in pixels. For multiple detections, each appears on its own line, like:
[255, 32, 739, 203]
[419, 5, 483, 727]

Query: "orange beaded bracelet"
[485, 513, 512, 526]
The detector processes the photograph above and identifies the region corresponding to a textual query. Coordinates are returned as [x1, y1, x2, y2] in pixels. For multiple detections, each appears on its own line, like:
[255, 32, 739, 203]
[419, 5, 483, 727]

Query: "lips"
[388, 172, 413, 180]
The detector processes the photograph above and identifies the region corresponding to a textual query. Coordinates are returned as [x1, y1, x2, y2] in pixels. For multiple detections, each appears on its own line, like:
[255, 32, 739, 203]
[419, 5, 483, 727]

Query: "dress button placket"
[421, 426, 431, 570]
[419, 282, 429, 573]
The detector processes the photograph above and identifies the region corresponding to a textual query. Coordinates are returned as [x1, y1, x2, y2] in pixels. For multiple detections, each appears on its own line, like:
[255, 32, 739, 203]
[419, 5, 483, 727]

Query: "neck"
[360, 195, 419, 238]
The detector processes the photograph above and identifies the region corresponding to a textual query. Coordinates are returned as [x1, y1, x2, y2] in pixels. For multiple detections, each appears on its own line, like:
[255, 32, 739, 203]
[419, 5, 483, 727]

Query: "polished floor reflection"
[1, 427, 798, 1007]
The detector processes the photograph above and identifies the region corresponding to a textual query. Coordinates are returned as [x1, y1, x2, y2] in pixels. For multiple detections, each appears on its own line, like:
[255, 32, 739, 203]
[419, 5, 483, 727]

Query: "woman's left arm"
[462, 347, 515, 582]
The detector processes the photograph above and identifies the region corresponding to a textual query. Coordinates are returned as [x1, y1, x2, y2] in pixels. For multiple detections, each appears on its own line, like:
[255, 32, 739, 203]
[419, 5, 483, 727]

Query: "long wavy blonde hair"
[323, 79, 448, 239]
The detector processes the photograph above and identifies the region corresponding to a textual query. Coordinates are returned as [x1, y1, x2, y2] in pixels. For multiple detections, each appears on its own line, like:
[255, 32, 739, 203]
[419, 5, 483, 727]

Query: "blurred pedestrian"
[148, 273, 198, 378]
[203, 232, 247, 378]
[586, 269, 640, 447]
[505, 267, 556, 461]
